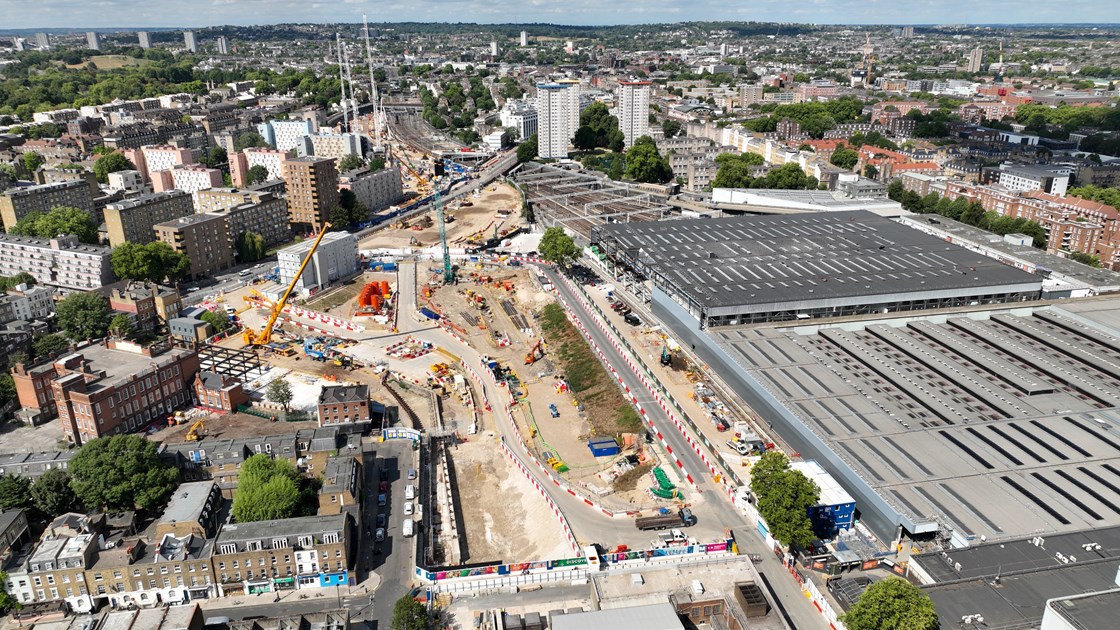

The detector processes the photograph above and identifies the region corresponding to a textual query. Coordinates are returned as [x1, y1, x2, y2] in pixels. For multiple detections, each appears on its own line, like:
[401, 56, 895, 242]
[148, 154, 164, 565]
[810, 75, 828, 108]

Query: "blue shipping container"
[419, 307, 441, 321]
[587, 438, 620, 457]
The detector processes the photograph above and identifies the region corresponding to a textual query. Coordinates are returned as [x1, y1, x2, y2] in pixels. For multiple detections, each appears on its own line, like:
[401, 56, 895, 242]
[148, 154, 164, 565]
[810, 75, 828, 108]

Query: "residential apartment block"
[141, 145, 194, 180]
[106, 282, 182, 334]
[11, 339, 199, 443]
[230, 147, 293, 187]
[277, 232, 358, 295]
[6, 284, 56, 322]
[616, 80, 651, 149]
[338, 167, 403, 216]
[996, 163, 1071, 197]
[154, 213, 236, 280]
[195, 189, 292, 249]
[281, 156, 339, 233]
[212, 513, 352, 593]
[319, 456, 361, 515]
[536, 82, 578, 160]
[317, 384, 371, 427]
[0, 180, 95, 231]
[258, 119, 316, 154]
[0, 234, 114, 292]
[151, 165, 223, 197]
[300, 133, 362, 161]
[103, 190, 194, 247]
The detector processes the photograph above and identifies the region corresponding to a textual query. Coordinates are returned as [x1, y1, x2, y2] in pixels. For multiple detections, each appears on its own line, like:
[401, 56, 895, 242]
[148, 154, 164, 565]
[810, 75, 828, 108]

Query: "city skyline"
[4, 0, 1118, 30]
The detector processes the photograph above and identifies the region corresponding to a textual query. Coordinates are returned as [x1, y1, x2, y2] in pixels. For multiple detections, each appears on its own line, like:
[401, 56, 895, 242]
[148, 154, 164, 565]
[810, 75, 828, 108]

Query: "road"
[541, 266, 829, 630]
[181, 263, 275, 307]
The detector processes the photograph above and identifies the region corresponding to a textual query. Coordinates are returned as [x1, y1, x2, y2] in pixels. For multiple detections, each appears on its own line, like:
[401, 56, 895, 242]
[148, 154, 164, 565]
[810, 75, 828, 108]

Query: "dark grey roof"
[1047, 588, 1120, 630]
[318, 384, 369, 406]
[197, 371, 227, 391]
[595, 211, 1041, 311]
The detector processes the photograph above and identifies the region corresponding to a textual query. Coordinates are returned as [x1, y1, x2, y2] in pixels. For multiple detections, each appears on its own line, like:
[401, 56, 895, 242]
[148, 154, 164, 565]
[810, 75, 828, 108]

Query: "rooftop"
[154, 212, 225, 229]
[318, 384, 369, 405]
[104, 190, 189, 210]
[550, 603, 683, 630]
[1046, 588, 1120, 630]
[158, 481, 216, 527]
[595, 210, 1041, 312]
[52, 342, 194, 396]
[216, 513, 346, 543]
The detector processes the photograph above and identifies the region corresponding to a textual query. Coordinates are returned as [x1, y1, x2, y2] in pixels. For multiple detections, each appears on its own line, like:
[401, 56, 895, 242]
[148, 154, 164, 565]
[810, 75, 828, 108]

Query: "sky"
[2, 0, 1117, 30]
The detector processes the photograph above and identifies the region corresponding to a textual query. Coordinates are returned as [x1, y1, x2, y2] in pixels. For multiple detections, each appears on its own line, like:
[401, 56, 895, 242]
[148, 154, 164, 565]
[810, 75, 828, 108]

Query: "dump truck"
[634, 507, 696, 531]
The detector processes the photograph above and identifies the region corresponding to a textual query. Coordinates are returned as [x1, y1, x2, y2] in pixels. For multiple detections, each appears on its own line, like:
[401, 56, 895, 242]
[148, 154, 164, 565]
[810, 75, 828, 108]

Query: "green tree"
[840, 578, 938, 630]
[829, 146, 859, 170]
[1069, 185, 1120, 209]
[624, 136, 672, 184]
[199, 309, 230, 333]
[517, 133, 538, 163]
[111, 242, 190, 284]
[661, 119, 682, 139]
[0, 374, 14, 409]
[235, 131, 268, 151]
[1069, 251, 1101, 267]
[267, 378, 293, 413]
[31, 469, 79, 518]
[200, 147, 227, 168]
[69, 435, 179, 510]
[92, 151, 136, 184]
[0, 475, 31, 512]
[31, 332, 69, 360]
[337, 154, 366, 173]
[539, 226, 580, 268]
[11, 206, 98, 244]
[573, 126, 598, 151]
[887, 180, 904, 201]
[0, 272, 36, 292]
[21, 151, 44, 173]
[862, 164, 879, 179]
[235, 231, 266, 262]
[749, 451, 819, 549]
[758, 163, 817, 190]
[245, 164, 270, 185]
[391, 594, 431, 630]
[0, 571, 19, 613]
[370, 156, 386, 171]
[711, 152, 765, 189]
[232, 454, 307, 522]
[56, 291, 111, 341]
[107, 314, 134, 340]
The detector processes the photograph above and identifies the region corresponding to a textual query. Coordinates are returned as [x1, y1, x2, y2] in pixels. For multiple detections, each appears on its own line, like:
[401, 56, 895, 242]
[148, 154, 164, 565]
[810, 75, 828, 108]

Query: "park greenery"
[840, 578, 938, 630]
[69, 435, 179, 512]
[743, 97, 865, 138]
[829, 146, 860, 170]
[110, 241, 192, 284]
[232, 454, 317, 522]
[575, 102, 625, 152]
[55, 291, 111, 341]
[11, 206, 98, 244]
[710, 152, 765, 189]
[749, 452, 819, 549]
[624, 136, 673, 184]
[711, 161, 819, 191]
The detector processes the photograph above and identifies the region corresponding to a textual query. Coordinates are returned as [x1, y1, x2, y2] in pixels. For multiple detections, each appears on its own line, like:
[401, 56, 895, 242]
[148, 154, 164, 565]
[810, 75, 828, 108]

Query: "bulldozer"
[185, 419, 206, 441]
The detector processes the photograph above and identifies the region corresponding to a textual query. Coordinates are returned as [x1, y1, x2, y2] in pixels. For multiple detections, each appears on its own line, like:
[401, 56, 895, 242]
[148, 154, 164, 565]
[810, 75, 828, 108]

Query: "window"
[297, 536, 313, 548]
[219, 544, 237, 555]
[271, 538, 288, 549]
[323, 533, 339, 544]
[246, 540, 262, 552]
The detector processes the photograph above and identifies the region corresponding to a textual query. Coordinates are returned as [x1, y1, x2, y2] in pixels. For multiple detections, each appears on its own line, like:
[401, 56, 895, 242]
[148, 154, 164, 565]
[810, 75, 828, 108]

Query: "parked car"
[375, 528, 385, 542]
[377, 493, 386, 507]
[624, 313, 641, 326]
[726, 440, 750, 455]
[376, 513, 387, 528]
[404, 502, 414, 516]
[407, 468, 417, 480]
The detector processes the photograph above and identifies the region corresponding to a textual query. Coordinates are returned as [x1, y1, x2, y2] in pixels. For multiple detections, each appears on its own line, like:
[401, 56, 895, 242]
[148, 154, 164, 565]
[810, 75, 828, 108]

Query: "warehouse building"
[593, 211, 1042, 328]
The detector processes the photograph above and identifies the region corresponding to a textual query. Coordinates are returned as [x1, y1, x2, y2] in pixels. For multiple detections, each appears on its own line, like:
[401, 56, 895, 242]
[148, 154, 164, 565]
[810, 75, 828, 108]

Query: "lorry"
[634, 507, 696, 531]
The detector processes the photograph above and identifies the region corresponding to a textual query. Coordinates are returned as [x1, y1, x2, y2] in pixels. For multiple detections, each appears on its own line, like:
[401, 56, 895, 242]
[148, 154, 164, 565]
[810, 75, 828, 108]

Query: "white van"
[405, 484, 415, 500]
[402, 519, 414, 537]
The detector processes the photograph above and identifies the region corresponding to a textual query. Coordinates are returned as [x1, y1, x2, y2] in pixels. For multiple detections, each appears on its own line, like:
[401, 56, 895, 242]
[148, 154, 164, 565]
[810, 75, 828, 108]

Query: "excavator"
[524, 338, 545, 365]
[243, 223, 332, 347]
[185, 419, 206, 441]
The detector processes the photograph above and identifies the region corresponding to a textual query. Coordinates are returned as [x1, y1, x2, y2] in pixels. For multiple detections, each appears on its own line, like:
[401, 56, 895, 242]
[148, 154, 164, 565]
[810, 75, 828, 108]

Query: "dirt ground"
[449, 433, 571, 563]
[154, 412, 320, 444]
[358, 182, 524, 252]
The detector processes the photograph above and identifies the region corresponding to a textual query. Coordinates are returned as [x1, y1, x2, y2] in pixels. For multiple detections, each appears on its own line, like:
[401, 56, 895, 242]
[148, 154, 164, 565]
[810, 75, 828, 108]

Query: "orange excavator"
[243, 223, 332, 347]
[524, 339, 545, 365]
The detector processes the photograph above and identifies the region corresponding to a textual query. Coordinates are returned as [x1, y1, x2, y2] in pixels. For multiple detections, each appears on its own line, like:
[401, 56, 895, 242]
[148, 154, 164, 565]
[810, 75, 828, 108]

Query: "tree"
[56, 291, 111, 341]
[749, 451, 819, 549]
[107, 314, 134, 340]
[235, 231, 266, 262]
[199, 309, 230, 333]
[887, 180, 904, 201]
[329, 206, 353, 230]
[267, 378, 293, 413]
[0, 272, 36, 292]
[391, 594, 431, 630]
[840, 578, 938, 630]
[516, 133, 538, 163]
[1069, 251, 1101, 267]
[539, 227, 580, 268]
[370, 156, 386, 171]
[31, 469, 79, 518]
[624, 136, 672, 184]
[245, 164, 270, 185]
[337, 154, 365, 173]
[829, 146, 859, 170]
[0, 475, 31, 512]
[21, 151, 44, 173]
[232, 454, 307, 522]
[92, 151, 136, 184]
[862, 164, 879, 179]
[235, 131, 268, 151]
[111, 242, 190, 284]
[0, 374, 14, 409]
[661, 119, 682, 139]
[200, 147, 227, 168]
[11, 206, 98, 244]
[31, 332, 69, 360]
[0, 571, 19, 614]
[69, 435, 179, 511]
[573, 126, 598, 151]
[712, 152, 765, 188]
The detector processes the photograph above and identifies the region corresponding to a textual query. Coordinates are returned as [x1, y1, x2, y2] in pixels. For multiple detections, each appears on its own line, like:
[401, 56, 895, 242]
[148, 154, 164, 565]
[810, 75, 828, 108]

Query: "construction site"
[511, 162, 675, 241]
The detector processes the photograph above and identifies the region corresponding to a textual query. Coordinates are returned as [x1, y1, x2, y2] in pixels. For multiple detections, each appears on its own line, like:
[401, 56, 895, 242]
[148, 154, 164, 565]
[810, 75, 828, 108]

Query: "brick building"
[194, 371, 249, 413]
[230, 147, 293, 188]
[318, 455, 362, 515]
[338, 167, 404, 216]
[103, 190, 194, 247]
[194, 189, 292, 250]
[154, 213, 235, 280]
[316, 384, 371, 426]
[11, 339, 200, 443]
[0, 180, 95, 232]
[281, 156, 339, 233]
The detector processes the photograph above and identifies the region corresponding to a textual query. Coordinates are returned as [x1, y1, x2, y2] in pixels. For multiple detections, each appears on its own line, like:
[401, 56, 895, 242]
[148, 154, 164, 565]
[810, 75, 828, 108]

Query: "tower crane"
[243, 223, 332, 347]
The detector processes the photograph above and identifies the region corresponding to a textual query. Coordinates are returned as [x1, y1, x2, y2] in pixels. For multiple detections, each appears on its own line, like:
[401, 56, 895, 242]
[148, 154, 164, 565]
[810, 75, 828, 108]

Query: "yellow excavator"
[243, 223, 332, 347]
[185, 419, 206, 441]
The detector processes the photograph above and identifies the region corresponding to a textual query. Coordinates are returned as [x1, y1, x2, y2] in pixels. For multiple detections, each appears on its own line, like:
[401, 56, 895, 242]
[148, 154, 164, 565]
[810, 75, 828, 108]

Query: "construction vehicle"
[243, 223, 332, 347]
[635, 508, 696, 531]
[185, 419, 206, 442]
[525, 339, 544, 365]
[660, 345, 672, 367]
